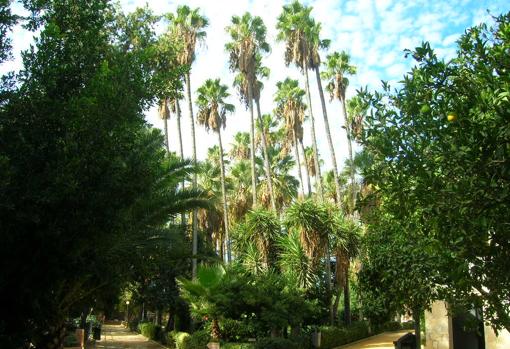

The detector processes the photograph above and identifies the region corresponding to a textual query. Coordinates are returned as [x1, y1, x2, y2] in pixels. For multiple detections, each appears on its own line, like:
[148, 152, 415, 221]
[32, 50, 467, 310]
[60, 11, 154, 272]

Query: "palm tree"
[228, 159, 253, 224]
[167, 5, 209, 278]
[196, 78, 235, 262]
[229, 132, 251, 161]
[274, 78, 307, 198]
[226, 13, 274, 210]
[284, 199, 331, 267]
[278, 231, 315, 289]
[178, 264, 226, 340]
[158, 98, 171, 153]
[277, 1, 324, 199]
[331, 214, 362, 324]
[307, 21, 344, 207]
[322, 51, 357, 211]
[244, 209, 281, 267]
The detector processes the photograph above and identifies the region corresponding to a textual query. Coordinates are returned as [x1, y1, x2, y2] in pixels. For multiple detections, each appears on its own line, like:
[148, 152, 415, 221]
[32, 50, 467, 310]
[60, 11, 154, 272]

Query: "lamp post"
[125, 300, 130, 324]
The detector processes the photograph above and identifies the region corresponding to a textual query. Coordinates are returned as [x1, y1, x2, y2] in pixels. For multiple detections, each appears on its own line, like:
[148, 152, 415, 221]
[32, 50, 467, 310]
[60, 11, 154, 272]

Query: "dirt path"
[334, 330, 421, 349]
[91, 323, 166, 349]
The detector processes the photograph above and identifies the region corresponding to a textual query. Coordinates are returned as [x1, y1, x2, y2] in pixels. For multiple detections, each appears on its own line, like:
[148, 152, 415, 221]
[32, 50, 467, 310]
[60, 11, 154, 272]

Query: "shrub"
[254, 337, 297, 349]
[319, 322, 370, 349]
[173, 332, 191, 349]
[138, 322, 160, 340]
[219, 319, 256, 342]
[167, 331, 177, 348]
[401, 321, 415, 330]
[187, 329, 210, 349]
[378, 321, 401, 332]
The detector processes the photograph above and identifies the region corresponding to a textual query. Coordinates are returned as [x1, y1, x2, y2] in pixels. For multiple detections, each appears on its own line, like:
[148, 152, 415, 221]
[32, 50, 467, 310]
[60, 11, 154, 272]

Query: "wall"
[425, 301, 452, 349]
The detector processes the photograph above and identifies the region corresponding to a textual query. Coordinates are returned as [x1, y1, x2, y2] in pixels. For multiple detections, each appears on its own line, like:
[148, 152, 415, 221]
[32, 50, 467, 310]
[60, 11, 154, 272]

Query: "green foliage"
[359, 11, 510, 331]
[187, 329, 211, 349]
[138, 322, 160, 340]
[222, 343, 256, 349]
[319, 322, 369, 349]
[173, 332, 191, 349]
[218, 319, 256, 342]
[254, 337, 297, 349]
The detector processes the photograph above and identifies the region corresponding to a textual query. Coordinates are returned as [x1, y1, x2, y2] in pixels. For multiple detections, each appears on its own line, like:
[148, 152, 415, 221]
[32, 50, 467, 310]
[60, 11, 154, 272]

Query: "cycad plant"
[196, 79, 235, 261]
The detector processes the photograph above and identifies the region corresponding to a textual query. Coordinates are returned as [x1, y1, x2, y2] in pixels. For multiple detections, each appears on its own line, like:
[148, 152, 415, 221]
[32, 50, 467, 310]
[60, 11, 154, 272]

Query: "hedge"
[221, 343, 256, 349]
[138, 322, 161, 340]
[319, 322, 370, 349]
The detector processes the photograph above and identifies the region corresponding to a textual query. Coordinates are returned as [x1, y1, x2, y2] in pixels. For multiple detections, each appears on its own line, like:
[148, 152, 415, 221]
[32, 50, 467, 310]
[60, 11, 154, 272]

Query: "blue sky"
[2, 0, 510, 171]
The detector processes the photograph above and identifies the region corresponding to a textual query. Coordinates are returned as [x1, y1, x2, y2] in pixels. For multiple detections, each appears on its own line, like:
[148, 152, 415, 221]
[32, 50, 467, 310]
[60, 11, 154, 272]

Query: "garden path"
[91, 323, 165, 349]
[333, 330, 423, 349]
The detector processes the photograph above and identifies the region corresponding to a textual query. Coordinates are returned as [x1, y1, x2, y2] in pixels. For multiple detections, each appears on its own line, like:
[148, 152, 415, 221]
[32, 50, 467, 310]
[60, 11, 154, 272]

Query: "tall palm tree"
[228, 159, 253, 224]
[307, 21, 344, 207]
[244, 209, 281, 267]
[226, 13, 274, 210]
[167, 5, 209, 278]
[277, 1, 324, 199]
[196, 78, 235, 262]
[322, 51, 357, 212]
[158, 98, 171, 153]
[229, 132, 251, 161]
[274, 78, 307, 198]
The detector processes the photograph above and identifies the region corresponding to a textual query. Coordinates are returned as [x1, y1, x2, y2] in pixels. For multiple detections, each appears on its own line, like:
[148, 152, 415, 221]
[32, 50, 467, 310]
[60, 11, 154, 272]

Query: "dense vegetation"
[0, 1, 508, 348]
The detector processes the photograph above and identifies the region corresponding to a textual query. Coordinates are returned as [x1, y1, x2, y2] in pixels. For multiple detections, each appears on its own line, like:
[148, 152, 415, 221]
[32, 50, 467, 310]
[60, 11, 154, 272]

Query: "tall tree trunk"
[164, 116, 169, 154]
[175, 99, 186, 229]
[303, 62, 323, 199]
[299, 141, 312, 197]
[304, 61, 332, 324]
[315, 67, 342, 207]
[413, 308, 421, 348]
[255, 97, 276, 211]
[340, 97, 356, 213]
[344, 263, 351, 325]
[293, 131, 305, 198]
[217, 129, 230, 262]
[185, 72, 198, 279]
[247, 82, 257, 207]
[333, 282, 341, 323]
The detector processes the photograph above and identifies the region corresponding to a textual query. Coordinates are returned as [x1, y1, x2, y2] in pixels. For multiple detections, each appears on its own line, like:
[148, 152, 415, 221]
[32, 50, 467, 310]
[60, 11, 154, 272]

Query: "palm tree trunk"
[304, 61, 332, 323]
[344, 263, 351, 325]
[340, 97, 356, 213]
[217, 128, 231, 262]
[247, 82, 257, 207]
[293, 131, 305, 198]
[303, 62, 323, 200]
[164, 116, 170, 154]
[315, 67, 342, 207]
[255, 98, 276, 211]
[175, 99, 186, 228]
[299, 141, 312, 196]
[185, 72, 198, 279]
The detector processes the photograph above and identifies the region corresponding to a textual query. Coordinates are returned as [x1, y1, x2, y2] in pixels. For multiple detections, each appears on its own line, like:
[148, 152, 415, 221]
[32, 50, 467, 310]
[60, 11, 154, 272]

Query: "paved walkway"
[334, 330, 422, 349]
[90, 323, 165, 349]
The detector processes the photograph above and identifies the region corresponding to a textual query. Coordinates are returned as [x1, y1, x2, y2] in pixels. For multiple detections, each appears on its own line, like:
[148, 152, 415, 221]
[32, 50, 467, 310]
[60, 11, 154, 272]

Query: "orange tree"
[359, 12, 510, 332]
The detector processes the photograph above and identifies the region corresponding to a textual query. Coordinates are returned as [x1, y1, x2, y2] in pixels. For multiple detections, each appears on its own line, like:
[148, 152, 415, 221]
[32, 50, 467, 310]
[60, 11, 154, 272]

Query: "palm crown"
[321, 51, 357, 101]
[274, 78, 307, 145]
[196, 79, 235, 132]
[167, 5, 208, 66]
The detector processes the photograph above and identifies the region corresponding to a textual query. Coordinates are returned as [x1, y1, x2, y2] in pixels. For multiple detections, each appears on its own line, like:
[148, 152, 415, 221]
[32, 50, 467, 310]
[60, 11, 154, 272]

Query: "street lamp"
[125, 300, 130, 324]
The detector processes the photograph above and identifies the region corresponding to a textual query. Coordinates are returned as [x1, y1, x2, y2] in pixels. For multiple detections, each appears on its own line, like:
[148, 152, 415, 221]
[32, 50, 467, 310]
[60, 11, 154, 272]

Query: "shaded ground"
[90, 323, 165, 349]
[334, 330, 422, 349]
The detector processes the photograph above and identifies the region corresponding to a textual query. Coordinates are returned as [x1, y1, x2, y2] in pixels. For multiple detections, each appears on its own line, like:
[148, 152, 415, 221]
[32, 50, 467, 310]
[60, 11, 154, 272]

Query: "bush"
[401, 321, 415, 330]
[378, 321, 401, 332]
[319, 322, 370, 349]
[221, 343, 256, 349]
[219, 319, 256, 342]
[173, 332, 191, 349]
[254, 337, 297, 349]
[138, 322, 161, 340]
[187, 329, 210, 349]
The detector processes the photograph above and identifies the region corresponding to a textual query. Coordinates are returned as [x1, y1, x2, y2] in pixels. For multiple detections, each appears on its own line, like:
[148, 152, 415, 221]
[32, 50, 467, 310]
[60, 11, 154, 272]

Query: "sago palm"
[196, 79, 235, 262]
[226, 13, 274, 210]
[167, 5, 208, 278]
